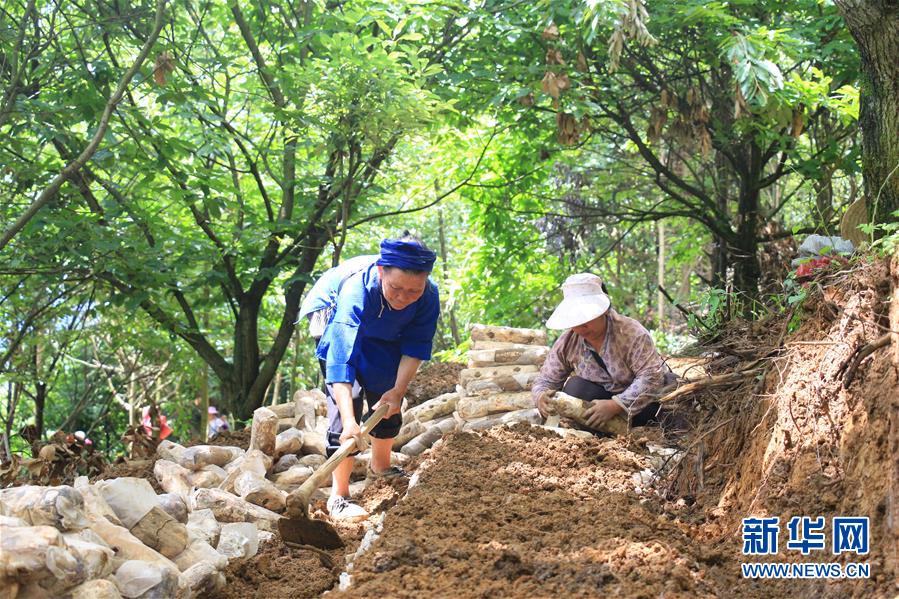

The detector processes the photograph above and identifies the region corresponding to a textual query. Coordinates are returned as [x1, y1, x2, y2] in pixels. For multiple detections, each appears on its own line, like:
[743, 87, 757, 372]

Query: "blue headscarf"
[376, 238, 437, 272]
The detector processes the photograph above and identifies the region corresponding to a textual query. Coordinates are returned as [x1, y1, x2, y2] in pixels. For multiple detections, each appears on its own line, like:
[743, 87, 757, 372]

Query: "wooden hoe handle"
[293, 404, 389, 498]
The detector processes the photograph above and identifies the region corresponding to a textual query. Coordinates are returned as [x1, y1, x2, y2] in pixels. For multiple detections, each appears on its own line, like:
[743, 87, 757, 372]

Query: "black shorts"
[318, 359, 402, 457]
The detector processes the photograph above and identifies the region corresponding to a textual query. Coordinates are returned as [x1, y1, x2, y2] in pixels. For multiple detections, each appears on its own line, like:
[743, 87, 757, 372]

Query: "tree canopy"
[1, 0, 895, 458]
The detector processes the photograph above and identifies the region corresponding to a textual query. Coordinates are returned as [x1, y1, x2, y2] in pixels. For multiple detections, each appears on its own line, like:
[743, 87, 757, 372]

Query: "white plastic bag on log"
[469, 324, 547, 345]
[73, 477, 123, 526]
[459, 364, 540, 387]
[0, 485, 88, 531]
[405, 392, 459, 423]
[216, 522, 259, 560]
[299, 454, 325, 468]
[188, 464, 227, 488]
[461, 408, 542, 432]
[546, 391, 628, 435]
[464, 372, 540, 396]
[400, 417, 458, 457]
[292, 391, 320, 432]
[80, 510, 179, 576]
[471, 339, 545, 351]
[191, 488, 280, 533]
[179, 562, 225, 598]
[272, 453, 300, 473]
[69, 579, 123, 599]
[112, 560, 178, 599]
[233, 471, 286, 512]
[274, 428, 304, 458]
[0, 525, 78, 588]
[218, 449, 271, 494]
[272, 464, 314, 488]
[178, 445, 242, 470]
[467, 345, 549, 368]
[152, 460, 193, 506]
[155, 493, 188, 524]
[250, 407, 278, 456]
[455, 392, 534, 420]
[300, 431, 327, 456]
[268, 402, 296, 419]
[94, 478, 159, 529]
[0, 514, 27, 527]
[174, 538, 227, 572]
[155, 439, 185, 463]
[62, 530, 115, 581]
[185, 509, 221, 548]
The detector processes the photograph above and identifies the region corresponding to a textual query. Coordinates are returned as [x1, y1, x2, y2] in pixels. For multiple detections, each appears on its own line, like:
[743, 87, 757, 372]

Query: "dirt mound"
[212, 478, 406, 599]
[92, 457, 164, 494]
[210, 541, 342, 599]
[333, 424, 734, 597]
[405, 361, 464, 406]
[208, 428, 251, 450]
[666, 256, 897, 596]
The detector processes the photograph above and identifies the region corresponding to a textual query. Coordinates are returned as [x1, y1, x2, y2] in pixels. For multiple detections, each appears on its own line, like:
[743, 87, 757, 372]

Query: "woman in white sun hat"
[532, 273, 673, 432]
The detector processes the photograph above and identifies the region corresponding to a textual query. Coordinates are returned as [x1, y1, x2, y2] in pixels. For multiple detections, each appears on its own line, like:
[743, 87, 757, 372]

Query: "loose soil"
[93, 457, 164, 494]
[235, 256, 895, 598]
[405, 361, 465, 406]
[208, 428, 252, 450]
[209, 479, 406, 599]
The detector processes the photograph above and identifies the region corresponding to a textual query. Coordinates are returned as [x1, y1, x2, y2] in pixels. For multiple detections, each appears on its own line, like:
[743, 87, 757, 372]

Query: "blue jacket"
[299, 256, 440, 394]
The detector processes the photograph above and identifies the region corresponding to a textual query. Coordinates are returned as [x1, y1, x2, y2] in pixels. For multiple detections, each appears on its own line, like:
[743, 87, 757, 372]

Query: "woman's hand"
[534, 389, 555, 418]
[583, 399, 625, 430]
[339, 419, 367, 451]
[373, 387, 404, 418]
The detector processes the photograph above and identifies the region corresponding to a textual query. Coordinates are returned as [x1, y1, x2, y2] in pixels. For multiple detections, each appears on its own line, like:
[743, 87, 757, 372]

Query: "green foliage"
[686, 288, 730, 336]
[0, 0, 874, 460]
[859, 209, 899, 254]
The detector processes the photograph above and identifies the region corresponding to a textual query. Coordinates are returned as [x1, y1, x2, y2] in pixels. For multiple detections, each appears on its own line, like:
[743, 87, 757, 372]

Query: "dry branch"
[840, 333, 891, 388]
[656, 369, 763, 403]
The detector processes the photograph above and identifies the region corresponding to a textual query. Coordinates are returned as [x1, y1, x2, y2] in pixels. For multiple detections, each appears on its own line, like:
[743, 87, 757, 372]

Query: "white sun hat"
[545, 273, 611, 329]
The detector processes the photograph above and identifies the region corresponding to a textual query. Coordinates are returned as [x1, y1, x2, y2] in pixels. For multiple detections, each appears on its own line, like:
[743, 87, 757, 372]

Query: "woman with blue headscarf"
[299, 231, 440, 520]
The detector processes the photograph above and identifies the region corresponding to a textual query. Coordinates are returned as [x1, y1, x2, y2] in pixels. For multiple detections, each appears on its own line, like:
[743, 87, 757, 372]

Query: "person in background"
[207, 406, 229, 437]
[532, 273, 673, 433]
[140, 405, 172, 440]
[299, 231, 440, 521]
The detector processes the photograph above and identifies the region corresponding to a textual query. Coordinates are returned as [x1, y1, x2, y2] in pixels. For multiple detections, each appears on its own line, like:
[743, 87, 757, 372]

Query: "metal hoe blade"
[277, 512, 344, 550]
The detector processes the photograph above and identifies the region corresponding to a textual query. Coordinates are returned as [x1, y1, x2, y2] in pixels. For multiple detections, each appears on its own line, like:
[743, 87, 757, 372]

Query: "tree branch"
[0, 0, 168, 251]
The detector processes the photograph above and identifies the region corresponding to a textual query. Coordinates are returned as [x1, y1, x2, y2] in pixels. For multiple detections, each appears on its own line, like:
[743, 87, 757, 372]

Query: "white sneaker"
[326, 495, 368, 521]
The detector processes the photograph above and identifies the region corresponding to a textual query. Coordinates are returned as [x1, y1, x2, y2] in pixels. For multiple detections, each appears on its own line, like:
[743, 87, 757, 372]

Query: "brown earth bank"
[319, 256, 894, 598]
[405, 361, 465, 406]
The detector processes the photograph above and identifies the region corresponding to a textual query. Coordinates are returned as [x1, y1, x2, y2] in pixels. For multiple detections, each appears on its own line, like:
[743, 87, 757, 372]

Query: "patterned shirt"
[531, 309, 670, 415]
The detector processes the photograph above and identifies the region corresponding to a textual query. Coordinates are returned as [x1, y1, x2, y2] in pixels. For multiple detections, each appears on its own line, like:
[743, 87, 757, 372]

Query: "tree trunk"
[657, 220, 665, 329]
[33, 382, 46, 442]
[732, 144, 764, 311]
[232, 302, 262, 419]
[834, 0, 899, 227]
[438, 208, 461, 346]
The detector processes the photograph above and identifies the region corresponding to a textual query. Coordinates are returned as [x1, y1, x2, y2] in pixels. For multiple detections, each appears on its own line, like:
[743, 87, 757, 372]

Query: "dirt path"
[329, 424, 882, 598]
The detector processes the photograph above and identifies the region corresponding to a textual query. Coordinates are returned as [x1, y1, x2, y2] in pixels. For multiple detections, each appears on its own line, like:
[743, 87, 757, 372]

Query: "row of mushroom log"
[0, 324, 613, 598]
